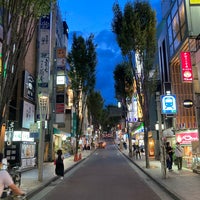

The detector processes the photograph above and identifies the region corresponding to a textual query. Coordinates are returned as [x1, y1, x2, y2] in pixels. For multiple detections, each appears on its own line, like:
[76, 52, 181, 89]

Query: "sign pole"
[156, 92, 167, 179]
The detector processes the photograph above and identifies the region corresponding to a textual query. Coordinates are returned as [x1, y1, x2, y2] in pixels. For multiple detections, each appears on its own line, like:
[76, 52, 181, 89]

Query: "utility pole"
[156, 92, 167, 179]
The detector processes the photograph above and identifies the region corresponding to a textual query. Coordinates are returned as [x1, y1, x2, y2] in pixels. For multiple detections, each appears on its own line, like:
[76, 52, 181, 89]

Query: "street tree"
[114, 62, 134, 103]
[67, 33, 97, 155]
[112, 1, 157, 168]
[87, 90, 104, 131]
[0, 0, 53, 151]
[113, 62, 134, 155]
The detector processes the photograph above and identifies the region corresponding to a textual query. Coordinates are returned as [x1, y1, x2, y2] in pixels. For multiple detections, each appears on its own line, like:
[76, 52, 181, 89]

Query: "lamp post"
[155, 122, 164, 160]
[38, 93, 49, 182]
[156, 92, 167, 179]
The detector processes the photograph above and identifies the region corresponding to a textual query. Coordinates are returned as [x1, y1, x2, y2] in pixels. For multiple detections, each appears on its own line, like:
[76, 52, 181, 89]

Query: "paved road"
[29, 141, 173, 200]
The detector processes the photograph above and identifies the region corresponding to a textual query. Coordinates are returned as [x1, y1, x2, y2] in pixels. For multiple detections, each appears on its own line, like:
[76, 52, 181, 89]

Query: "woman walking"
[55, 149, 64, 179]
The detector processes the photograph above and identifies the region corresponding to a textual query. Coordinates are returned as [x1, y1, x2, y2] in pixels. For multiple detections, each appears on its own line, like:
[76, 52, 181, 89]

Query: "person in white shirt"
[0, 153, 25, 198]
[175, 142, 183, 170]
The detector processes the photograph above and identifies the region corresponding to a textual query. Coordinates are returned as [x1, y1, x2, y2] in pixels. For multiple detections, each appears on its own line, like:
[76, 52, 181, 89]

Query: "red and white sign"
[176, 131, 199, 145]
[180, 52, 193, 82]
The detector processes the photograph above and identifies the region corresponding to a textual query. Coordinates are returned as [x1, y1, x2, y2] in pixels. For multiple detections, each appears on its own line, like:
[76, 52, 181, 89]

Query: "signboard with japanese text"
[24, 71, 35, 101]
[38, 53, 49, 87]
[176, 131, 198, 145]
[180, 52, 193, 83]
[22, 101, 35, 129]
[38, 15, 51, 88]
[57, 48, 66, 58]
[161, 95, 177, 114]
[40, 15, 50, 29]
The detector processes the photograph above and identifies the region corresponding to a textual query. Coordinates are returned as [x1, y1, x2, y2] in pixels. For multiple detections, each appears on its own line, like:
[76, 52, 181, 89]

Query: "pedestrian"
[166, 142, 173, 172]
[175, 142, 183, 170]
[135, 145, 141, 159]
[55, 149, 64, 179]
[0, 152, 25, 198]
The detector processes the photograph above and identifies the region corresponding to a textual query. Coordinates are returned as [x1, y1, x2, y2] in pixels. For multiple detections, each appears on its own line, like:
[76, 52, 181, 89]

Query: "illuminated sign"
[183, 99, 193, 108]
[22, 101, 35, 129]
[56, 76, 65, 85]
[176, 131, 198, 145]
[161, 95, 177, 114]
[180, 52, 193, 82]
[190, 0, 200, 4]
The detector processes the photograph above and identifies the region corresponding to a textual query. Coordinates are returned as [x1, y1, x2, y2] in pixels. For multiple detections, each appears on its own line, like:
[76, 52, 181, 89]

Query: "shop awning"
[53, 128, 71, 137]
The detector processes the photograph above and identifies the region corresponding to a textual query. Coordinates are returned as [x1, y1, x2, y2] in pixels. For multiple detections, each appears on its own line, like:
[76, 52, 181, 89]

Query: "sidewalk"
[120, 148, 200, 200]
[20, 150, 92, 198]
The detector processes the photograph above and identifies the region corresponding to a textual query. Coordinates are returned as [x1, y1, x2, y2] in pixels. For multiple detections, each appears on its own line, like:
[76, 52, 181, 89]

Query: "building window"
[167, 0, 186, 58]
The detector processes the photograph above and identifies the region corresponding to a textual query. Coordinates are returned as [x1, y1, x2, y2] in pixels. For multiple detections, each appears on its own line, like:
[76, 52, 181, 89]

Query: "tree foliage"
[0, 0, 53, 127]
[87, 90, 104, 130]
[67, 33, 97, 153]
[114, 62, 134, 102]
[112, 1, 157, 168]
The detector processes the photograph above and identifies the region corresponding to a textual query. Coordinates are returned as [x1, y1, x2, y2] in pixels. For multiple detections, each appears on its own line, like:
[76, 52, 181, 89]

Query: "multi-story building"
[157, 0, 200, 169]
[0, 2, 71, 168]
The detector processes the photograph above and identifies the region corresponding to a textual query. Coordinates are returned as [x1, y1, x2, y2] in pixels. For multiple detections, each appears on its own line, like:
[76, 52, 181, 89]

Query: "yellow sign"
[190, 0, 200, 4]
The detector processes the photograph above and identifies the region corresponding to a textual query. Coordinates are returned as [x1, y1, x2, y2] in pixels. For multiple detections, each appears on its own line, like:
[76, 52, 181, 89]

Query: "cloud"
[95, 30, 123, 105]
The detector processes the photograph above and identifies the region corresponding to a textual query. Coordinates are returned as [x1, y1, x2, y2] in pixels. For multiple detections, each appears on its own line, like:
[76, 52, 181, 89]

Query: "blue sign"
[161, 95, 177, 114]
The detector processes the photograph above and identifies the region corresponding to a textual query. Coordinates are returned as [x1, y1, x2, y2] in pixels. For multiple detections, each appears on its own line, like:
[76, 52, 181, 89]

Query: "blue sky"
[58, 0, 162, 106]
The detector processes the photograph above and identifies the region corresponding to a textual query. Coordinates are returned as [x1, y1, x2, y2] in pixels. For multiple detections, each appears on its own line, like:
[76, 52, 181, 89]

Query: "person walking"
[166, 142, 173, 171]
[175, 142, 183, 170]
[55, 149, 64, 179]
[135, 145, 141, 159]
[0, 152, 25, 198]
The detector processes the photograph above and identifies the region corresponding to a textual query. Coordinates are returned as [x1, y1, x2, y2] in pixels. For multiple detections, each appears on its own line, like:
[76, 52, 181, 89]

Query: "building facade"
[158, 0, 200, 169]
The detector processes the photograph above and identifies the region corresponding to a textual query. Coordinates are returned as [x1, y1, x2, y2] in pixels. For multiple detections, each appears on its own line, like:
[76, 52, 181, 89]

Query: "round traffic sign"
[183, 99, 193, 108]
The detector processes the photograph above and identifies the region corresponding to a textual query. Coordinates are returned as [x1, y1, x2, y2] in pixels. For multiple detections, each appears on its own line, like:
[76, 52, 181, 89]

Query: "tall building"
[157, 0, 200, 169]
[0, 2, 70, 168]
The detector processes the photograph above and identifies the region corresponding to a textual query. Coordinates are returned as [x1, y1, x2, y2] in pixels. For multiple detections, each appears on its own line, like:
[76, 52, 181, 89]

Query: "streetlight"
[38, 93, 49, 182]
[155, 122, 164, 160]
[156, 92, 167, 179]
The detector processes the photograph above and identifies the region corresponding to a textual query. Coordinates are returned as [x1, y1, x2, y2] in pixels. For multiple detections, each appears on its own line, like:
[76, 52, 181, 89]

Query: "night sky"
[59, 0, 162, 106]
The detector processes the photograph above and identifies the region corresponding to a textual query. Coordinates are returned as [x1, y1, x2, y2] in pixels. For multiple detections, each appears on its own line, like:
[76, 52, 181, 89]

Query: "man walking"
[175, 142, 183, 170]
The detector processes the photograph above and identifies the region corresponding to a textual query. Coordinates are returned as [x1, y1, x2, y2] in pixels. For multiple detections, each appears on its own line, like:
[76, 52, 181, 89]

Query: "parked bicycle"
[8, 166, 21, 187]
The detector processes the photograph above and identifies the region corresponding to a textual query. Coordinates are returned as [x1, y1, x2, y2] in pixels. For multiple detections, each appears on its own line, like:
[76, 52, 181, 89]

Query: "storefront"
[53, 127, 72, 157]
[4, 131, 36, 169]
[175, 130, 199, 169]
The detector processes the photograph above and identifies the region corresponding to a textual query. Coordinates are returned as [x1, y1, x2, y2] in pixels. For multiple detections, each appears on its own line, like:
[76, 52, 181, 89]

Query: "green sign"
[72, 112, 77, 137]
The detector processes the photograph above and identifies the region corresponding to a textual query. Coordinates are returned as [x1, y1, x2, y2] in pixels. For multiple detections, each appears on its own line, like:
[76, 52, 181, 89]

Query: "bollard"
[74, 153, 78, 161]
[79, 153, 82, 160]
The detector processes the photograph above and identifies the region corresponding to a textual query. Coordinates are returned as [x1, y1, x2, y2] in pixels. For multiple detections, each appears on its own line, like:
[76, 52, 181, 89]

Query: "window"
[167, 0, 186, 57]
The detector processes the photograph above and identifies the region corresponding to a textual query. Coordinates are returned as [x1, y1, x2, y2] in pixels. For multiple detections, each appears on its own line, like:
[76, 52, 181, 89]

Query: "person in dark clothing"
[166, 142, 173, 172]
[55, 149, 64, 179]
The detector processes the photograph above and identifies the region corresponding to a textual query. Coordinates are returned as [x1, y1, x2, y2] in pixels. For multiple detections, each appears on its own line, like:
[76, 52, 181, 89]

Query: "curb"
[26, 156, 87, 199]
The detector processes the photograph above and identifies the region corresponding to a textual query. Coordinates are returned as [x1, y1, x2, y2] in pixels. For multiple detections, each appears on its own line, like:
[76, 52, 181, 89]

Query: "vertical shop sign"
[180, 52, 193, 83]
[38, 15, 50, 88]
[55, 48, 66, 114]
[72, 112, 77, 137]
[24, 71, 35, 101]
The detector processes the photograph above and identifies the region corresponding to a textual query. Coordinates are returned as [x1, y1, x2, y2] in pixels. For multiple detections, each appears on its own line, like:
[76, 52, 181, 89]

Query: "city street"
[29, 140, 173, 200]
